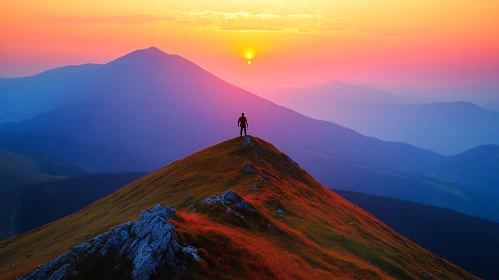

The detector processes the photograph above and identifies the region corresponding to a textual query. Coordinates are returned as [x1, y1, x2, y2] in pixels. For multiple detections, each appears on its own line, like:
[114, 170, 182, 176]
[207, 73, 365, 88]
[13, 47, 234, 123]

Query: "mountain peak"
[136, 46, 166, 55]
[2, 136, 477, 279]
[106, 46, 174, 67]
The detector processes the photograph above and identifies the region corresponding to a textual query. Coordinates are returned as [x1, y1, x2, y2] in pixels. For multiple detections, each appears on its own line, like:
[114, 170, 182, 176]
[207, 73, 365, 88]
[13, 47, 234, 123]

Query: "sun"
[244, 50, 254, 65]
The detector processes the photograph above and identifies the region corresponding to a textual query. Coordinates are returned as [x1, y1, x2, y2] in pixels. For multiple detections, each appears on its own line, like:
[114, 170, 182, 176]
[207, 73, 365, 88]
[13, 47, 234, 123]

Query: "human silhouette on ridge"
[237, 113, 249, 137]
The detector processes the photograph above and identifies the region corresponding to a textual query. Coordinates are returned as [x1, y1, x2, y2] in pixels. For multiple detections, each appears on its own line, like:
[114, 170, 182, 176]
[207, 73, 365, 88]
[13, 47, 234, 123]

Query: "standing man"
[238, 113, 249, 137]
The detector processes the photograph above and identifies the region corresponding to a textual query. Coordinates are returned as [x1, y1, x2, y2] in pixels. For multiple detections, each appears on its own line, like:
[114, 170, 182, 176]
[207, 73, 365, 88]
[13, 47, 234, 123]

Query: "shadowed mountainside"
[18, 173, 148, 235]
[0, 150, 87, 239]
[336, 190, 499, 280]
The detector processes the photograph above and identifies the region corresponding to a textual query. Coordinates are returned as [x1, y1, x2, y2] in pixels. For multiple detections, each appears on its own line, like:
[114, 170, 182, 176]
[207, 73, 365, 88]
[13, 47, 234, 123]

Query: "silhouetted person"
[238, 113, 248, 137]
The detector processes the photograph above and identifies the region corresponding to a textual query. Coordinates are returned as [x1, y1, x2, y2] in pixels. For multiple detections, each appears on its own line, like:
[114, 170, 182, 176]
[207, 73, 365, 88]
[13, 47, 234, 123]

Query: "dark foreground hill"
[337, 190, 499, 280]
[0, 137, 476, 279]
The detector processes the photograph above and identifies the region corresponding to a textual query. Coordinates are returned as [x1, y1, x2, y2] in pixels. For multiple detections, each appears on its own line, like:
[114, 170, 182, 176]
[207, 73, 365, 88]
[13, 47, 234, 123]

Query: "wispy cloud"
[49, 10, 350, 33]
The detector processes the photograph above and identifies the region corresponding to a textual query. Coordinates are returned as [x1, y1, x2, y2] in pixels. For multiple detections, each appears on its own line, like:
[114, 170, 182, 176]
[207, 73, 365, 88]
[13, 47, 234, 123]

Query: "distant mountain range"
[269, 80, 499, 155]
[477, 98, 499, 113]
[1, 47, 498, 223]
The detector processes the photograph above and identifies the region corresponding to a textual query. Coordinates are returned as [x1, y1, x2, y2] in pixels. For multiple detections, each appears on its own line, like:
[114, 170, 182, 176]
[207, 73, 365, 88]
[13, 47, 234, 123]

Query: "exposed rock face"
[202, 190, 253, 211]
[18, 205, 199, 280]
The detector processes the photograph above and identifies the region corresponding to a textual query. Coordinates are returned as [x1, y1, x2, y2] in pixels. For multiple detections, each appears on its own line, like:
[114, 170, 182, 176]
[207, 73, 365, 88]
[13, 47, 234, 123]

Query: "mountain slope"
[0, 150, 88, 239]
[0, 63, 101, 122]
[1, 137, 476, 279]
[301, 155, 499, 222]
[18, 172, 147, 235]
[0, 133, 156, 173]
[336, 190, 499, 280]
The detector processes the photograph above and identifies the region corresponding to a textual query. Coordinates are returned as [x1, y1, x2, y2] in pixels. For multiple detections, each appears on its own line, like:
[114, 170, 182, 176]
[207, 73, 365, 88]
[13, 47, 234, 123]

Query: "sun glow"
[245, 51, 253, 65]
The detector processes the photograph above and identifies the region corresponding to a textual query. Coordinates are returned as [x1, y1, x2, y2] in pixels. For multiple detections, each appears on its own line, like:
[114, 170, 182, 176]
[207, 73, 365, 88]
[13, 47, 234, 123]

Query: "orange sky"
[1, 0, 498, 92]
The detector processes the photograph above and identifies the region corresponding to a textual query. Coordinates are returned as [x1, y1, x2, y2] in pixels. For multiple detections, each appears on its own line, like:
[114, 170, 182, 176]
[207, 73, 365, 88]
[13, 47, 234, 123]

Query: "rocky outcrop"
[242, 136, 259, 157]
[18, 205, 199, 280]
[276, 210, 287, 215]
[202, 190, 253, 211]
[243, 161, 254, 172]
[242, 136, 254, 147]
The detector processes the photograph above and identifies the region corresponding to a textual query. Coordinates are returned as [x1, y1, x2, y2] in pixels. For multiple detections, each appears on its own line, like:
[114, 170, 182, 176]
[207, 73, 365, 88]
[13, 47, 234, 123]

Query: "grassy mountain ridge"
[1, 137, 476, 279]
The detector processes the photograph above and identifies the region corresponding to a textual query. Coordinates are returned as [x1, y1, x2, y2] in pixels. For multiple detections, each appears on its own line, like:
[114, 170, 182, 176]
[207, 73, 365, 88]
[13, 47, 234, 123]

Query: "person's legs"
[243, 127, 247, 136]
[240, 126, 243, 137]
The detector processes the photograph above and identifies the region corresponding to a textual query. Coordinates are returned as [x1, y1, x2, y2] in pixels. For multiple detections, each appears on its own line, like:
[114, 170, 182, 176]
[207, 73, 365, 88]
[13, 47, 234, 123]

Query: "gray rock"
[225, 207, 232, 213]
[233, 199, 253, 210]
[276, 210, 287, 215]
[242, 136, 254, 147]
[243, 161, 254, 172]
[18, 205, 200, 280]
[186, 195, 193, 201]
[182, 246, 201, 261]
[251, 185, 259, 191]
[202, 190, 253, 211]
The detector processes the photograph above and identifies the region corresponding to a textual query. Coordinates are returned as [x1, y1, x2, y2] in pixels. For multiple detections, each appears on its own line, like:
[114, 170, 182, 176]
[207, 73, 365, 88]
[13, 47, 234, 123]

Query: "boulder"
[202, 190, 253, 211]
[276, 210, 287, 215]
[243, 161, 254, 172]
[18, 205, 199, 280]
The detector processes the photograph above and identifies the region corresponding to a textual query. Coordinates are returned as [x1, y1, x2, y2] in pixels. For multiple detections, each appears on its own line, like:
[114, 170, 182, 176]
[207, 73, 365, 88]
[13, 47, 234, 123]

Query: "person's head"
[242, 113, 245, 116]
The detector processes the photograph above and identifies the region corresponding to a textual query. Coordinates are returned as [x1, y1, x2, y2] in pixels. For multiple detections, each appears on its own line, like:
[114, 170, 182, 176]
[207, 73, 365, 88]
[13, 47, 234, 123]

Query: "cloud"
[49, 10, 350, 33]
[172, 10, 346, 32]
